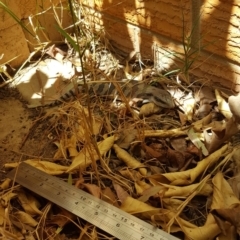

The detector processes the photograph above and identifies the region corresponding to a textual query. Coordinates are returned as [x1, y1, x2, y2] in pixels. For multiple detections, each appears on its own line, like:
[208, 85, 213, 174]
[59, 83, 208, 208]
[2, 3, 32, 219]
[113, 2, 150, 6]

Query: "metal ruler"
[8, 162, 179, 240]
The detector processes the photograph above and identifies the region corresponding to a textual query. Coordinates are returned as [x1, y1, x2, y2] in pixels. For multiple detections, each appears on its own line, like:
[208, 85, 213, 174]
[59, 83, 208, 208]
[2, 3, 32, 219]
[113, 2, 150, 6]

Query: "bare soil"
[0, 86, 55, 180]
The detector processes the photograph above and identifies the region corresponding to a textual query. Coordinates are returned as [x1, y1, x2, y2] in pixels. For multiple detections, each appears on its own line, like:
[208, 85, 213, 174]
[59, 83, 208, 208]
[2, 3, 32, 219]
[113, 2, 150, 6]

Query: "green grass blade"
[0, 1, 34, 37]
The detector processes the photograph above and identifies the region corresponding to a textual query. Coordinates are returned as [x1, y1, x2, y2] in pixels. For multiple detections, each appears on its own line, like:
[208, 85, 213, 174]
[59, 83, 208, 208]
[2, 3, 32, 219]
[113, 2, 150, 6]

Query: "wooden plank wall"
[0, 0, 71, 67]
[81, 0, 240, 91]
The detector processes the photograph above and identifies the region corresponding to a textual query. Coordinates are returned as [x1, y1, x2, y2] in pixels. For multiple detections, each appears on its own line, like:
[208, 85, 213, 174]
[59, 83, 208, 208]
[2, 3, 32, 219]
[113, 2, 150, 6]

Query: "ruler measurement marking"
[8, 163, 178, 240]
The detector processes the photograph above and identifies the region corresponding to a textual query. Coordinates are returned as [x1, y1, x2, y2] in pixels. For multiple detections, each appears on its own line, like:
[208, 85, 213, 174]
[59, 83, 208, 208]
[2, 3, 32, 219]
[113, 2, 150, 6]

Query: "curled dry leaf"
[0, 228, 23, 240]
[113, 144, 147, 176]
[120, 196, 169, 219]
[142, 143, 167, 162]
[138, 185, 165, 202]
[192, 113, 212, 132]
[161, 144, 228, 185]
[119, 196, 208, 237]
[206, 117, 239, 153]
[213, 203, 240, 235]
[119, 169, 142, 181]
[179, 213, 221, 240]
[77, 115, 103, 142]
[162, 198, 183, 211]
[66, 135, 79, 157]
[0, 205, 5, 225]
[49, 208, 76, 228]
[195, 103, 212, 118]
[167, 148, 187, 169]
[178, 110, 188, 126]
[101, 187, 119, 207]
[181, 92, 195, 121]
[113, 182, 129, 203]
[67, 135, 115, 172]
[188, 127, 208, 156]
[115, 128, 137, 149]
[162, 182, 212, 198]
[1, 192, 17, 207]
[139, 102, 161, 117]
[228, 93, 240, 123]
[195, 86, 216, 104]
[135, 180, 152, 195]
[0, 178, 12, 190]
[170, 137, 187, 152]
[5, 160, 69, 175]
[14, 211, 38, 227]
[215, 89, 232, 120]
[82, 183, 101, 198]
[17, 190, 42, 215]
[211, 172, 239, 210]
[54, 135, 79, 159]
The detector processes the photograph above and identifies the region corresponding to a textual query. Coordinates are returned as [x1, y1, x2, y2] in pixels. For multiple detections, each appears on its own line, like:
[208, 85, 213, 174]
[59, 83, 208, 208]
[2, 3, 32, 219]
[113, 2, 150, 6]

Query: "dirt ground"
[0, 86, 55, 180]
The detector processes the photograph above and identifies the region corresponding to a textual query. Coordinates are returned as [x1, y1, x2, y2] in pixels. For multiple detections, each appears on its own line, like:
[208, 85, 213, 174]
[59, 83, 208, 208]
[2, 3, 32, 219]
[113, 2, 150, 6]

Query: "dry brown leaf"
[49, 208, 76, 228]
[82, 183, 101, 198]
[120, 196, 169, 219]
[53, 139, 66, 159]
[192, 113, 212, 131]
[229, 93, 240, 123]
[162, 198, 183, 211]
[66, 135, 79, 157]
[178, 110, 188, 126]
[119, 169, 142, 181]
[139, 102, 161, 117]
[77, 115, 103, 141]
[0, 228, 23, 240]
[216, 225, 237, 240]
[121, 197, 220, 239]
[188, 127, 208, 156]
[167, 148, 186, 169]
[195, 86, 215, 104]
[120, 196, 182, 234]
[162, 182, 212, 198]
[142, 143, 166, 160]
[203, 120, 226, 132]
[113, 144, 147, 175]
[101, 187, 119, 207]
[14, 211, 38, 227]
[135, 180, 152, 195]
[211, 172, 239, 210]
[195, 103, 212, 118]
[138, 185, 165, 202]
[17, 190, 42, 215]
[1, 192, 17, 207]
[0, 178, 12, 190]
[170, 137, 187, 151]
[214, 203, 240, 235]
[206, 117, 239, 153]
[67, 135, 115, 172]
[228, 172, 240, 199]
[0, 204, 5, 225]
[179, 213, 221, 240]
[113, 182, 129, 203]
[54, 135, 78, 159]
[162, 144, 228, 185]
[5, 160, 69, 175]
[215, 89, 232, 119]
[228, 147, 240, 198]
[181, 92, 195, 121]
[115, 128, 137, 149]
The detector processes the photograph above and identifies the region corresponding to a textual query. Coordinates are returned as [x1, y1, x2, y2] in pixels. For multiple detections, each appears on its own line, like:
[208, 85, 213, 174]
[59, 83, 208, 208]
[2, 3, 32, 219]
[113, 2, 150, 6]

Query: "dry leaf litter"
[1, 36, 240, 240]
